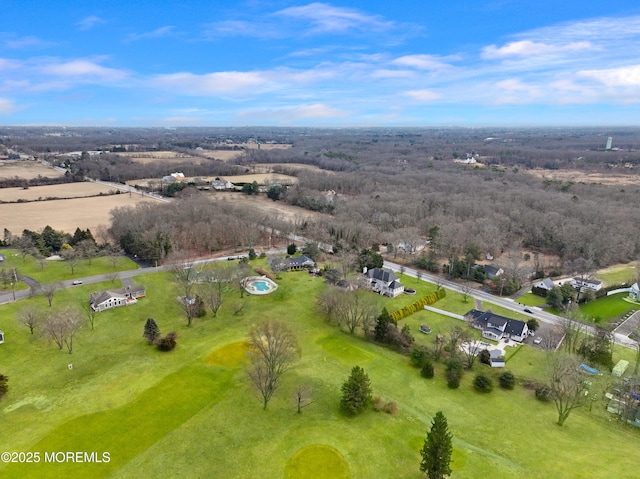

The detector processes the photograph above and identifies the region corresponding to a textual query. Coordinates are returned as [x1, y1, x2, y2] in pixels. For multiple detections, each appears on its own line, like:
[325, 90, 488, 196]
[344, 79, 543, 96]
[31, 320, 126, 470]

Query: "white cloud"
[392, 54, 456, 71]
[578, 65, 640, 87]
[482, 40, 593, 59]
[76, 16, 105, 31]
[203, 20, 283, 40]
[239, 103, 349, 120]
[276, 2, 392, 34]
[0, 97, 16, 114]
[151, 71, 269, 96]
[126, 26, 176, 42]
[4, 36, 47, 49]
[41, 60, 128, 82]
[403, 89, 440, 101]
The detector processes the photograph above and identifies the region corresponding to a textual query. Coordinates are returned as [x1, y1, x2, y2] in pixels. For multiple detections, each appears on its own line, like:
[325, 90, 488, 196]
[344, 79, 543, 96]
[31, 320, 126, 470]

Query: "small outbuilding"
[612, 359, 630, 377]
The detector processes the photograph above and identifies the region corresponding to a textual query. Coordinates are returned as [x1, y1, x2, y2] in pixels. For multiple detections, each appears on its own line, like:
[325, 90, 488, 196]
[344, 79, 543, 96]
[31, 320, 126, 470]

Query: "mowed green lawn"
[0, 248, 139, 285]
[579, 293, 638, 323]
[1, 262, 639, 478]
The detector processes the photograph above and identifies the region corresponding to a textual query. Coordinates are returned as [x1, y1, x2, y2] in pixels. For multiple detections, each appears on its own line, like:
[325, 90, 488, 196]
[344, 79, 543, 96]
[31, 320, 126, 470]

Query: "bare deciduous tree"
[200, 265, 234, 318]
[18, 306, 42, 334]
[39, 282, 61, 307]
[547, 353, 587, 426]
[293, 384, 315, 413]
[43, 306, 83, 353]
[334, 290, 379, 335]
[247, 320, 300, 410]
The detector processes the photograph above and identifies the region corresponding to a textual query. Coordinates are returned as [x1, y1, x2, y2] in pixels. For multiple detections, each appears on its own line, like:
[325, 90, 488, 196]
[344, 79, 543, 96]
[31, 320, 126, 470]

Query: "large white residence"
[365, 267, 404, 298]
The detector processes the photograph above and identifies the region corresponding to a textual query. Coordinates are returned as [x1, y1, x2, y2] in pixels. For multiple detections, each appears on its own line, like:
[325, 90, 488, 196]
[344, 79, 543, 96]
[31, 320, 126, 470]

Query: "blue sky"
[2, 0, 640, 126]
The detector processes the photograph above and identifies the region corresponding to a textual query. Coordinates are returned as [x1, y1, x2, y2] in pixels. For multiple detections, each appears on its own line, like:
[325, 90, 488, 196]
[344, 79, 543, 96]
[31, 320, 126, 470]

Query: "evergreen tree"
[420, 411, 453, 479]
[143, 318, 161, 344]
[0, 373, 8, 401]
[340, 365, 373, 415]
[374, 308, 394, 342]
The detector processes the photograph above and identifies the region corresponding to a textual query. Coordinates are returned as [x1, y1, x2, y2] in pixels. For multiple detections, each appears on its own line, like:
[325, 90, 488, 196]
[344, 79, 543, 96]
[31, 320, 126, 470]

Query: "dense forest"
[4, 126, 640, 277]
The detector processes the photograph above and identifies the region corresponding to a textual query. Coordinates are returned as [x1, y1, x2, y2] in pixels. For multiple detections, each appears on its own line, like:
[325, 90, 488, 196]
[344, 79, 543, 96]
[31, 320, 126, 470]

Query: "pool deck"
[243, 276, 278, 295]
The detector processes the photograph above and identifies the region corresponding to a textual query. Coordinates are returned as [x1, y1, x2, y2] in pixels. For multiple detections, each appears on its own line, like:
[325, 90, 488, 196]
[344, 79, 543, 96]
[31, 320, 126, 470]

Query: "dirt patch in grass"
[0, 160, 65, 180]
[0, 194, 153, 234]
[0, 182, 118, 202]
[206, 192, 325, 223]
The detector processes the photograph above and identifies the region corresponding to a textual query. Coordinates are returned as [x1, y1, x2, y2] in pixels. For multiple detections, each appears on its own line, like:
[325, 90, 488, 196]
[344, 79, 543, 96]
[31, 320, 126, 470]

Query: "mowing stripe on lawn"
[1, 362, 231, 479]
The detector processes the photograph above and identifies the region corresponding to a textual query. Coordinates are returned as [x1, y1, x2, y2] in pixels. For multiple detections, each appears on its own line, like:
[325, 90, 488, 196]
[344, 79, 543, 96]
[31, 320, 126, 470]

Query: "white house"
[365, 267, 404, 298]
[211, 178, 234, 190]
[90, 285, 146, 312]
[570, 277, 602, 292]
[465, 309, 529, 342]
[483, 264, 504, 280]
[533, 278, 555, 291]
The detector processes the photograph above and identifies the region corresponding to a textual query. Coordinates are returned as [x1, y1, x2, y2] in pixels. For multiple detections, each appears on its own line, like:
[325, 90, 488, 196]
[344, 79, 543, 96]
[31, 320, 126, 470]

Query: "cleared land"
[206, 192, 324, 222]
[0, 262, 638, 478]
[0, 182, 118, 202]
[126, 172, 299, 189]
[0, 193, 152, 234]
[0, 160, 64, 180]
[117, 151, 209, 165]
[527, 168, 640, 186]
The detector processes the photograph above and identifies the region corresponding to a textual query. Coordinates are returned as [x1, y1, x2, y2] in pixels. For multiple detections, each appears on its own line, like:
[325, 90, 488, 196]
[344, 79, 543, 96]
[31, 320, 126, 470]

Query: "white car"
[72, 280, 83, 285]
[533, 337, 542, 345]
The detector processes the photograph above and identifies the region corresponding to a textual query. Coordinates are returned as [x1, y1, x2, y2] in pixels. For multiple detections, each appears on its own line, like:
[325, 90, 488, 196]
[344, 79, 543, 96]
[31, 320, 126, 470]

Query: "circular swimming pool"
[243, 276, 278, 295]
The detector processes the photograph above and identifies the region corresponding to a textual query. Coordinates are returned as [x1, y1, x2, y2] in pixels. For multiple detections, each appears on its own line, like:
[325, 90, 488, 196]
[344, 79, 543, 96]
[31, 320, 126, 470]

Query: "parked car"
[533, 337, 542, 345]
[72, 280, 83, 285]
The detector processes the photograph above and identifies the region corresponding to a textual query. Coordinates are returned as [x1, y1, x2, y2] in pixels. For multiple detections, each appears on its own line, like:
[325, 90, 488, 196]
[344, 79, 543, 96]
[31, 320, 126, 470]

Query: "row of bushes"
[389, 288, 446, 322]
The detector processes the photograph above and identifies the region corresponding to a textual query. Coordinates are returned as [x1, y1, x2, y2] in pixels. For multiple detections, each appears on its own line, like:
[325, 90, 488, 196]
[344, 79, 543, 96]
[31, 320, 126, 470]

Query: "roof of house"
[467, 309, 528, 337]
[483, 264, 503, 275]
[535, 278, 555, 289]
[366, 267, 398, 283]
[289, 255, 314, 266]
[90, 290, 127, 305]
[572, 277, 602, 286]
[90, 284, 145, 305]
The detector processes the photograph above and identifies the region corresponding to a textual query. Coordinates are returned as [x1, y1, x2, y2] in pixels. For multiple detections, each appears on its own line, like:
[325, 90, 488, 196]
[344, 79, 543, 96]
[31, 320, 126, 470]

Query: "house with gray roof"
[90, 284, 146, 312]
[465, 309, 529, 342]
[533, 278, 555, 291]
[269, 255, 316, 272]
[365, 267, 404, 298]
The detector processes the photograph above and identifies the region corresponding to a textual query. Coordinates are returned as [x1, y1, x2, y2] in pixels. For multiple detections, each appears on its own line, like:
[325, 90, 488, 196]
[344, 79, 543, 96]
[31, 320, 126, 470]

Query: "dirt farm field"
[117, 151, 210, 165]
[0, 182, 118, 202]
[126, 172, 298, 189]
[0, 194, 153, 235]
[206, 192, 324, 223]
[0, 160, 65, 180]
[526, 168, 640, 186]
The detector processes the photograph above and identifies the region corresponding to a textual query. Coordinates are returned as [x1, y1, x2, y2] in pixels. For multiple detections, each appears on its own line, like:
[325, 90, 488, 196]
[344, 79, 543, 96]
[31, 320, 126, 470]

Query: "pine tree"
[420, 411, 453, 479]
[143, 318, 161, 344]
[340, 365, 373, 415]
[0, 373, 8, 401]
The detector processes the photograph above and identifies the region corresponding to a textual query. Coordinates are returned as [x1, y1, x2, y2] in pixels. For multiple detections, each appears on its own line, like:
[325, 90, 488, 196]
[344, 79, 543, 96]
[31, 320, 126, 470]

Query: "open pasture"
[0, 160, 64, 180]
[1, 261, 638, 478]
[0, 193, 152, 235]
[117, 151, 209, 165]
[0, 182, 118, 202]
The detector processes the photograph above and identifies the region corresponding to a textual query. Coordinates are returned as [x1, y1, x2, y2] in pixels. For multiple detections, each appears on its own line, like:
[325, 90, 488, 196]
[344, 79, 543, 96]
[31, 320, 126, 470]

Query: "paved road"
[383, 260, 637, 349]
